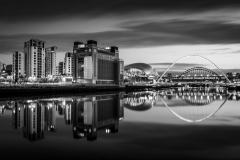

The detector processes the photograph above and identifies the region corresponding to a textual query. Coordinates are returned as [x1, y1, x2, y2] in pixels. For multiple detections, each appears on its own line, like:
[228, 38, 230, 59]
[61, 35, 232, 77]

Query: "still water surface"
[0, 87, 240, 159]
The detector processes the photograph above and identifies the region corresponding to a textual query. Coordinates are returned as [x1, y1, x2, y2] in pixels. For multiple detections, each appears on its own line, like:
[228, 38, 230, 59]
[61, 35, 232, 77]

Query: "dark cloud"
[1, 19, 240, 55]
[124, 20, 240, 44]
[1, 0, 240, 22]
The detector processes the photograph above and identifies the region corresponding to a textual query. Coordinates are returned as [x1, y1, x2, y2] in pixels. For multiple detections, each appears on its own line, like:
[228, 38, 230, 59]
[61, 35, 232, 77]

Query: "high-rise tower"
[24, 39, 45, 78]
[64, 52, 73, 76]
[12, 51, 25, 81]
[45, 46, 57, 77]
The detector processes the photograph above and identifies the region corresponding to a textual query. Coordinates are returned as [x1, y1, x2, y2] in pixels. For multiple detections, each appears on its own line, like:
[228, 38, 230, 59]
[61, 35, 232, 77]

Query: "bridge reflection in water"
[123, 87, 238, 122]
[9, 93, 124, 141]
[1, 88, 239, 142]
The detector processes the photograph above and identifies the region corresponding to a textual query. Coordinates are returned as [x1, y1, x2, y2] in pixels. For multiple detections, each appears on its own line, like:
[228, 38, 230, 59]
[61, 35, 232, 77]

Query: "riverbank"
[0, 83, 239, 99]
[0, 84, 126, 97]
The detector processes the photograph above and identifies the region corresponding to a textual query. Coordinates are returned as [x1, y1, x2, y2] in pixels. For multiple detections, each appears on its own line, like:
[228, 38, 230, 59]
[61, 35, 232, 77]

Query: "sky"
[0, 0, 240, 72]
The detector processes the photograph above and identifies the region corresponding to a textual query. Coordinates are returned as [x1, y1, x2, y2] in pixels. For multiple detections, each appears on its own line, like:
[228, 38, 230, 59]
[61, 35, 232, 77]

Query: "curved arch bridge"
[166, 67, 227, 82]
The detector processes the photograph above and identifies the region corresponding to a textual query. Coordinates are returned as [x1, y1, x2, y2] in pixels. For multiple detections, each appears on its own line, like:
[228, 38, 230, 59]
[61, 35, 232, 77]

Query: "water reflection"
[72, 94, 124, 141]
[124, 92, 155, 111]
[6, 93, 124, 141]
[1, 88, 239, 142]
[124, 87, 238, 123]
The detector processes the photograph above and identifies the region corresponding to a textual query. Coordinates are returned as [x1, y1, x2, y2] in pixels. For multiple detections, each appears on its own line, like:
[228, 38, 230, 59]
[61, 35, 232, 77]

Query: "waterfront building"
[12, 51, 25, 81]
[0, 62, 5, 72]
[124, 63, 155, 83]
[64, 52, 73, 76]
[58, 62, 65, 75]
[24, 39, 45, 78]
[12, 101, 24, 129]
[45, 46, 57, 77]
[6, 65, 12, 75]
[23, 101, 45, 141]
[0, 63, 7, 78]
[72, 93, 124, 140]
[73, 40, 124, 84]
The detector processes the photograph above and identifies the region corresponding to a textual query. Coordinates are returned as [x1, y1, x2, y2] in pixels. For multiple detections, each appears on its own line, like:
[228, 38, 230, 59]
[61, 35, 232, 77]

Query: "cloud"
[1, 19, 240, 55]
[124, 19, 240, 44]
[1, 0, 240, 22]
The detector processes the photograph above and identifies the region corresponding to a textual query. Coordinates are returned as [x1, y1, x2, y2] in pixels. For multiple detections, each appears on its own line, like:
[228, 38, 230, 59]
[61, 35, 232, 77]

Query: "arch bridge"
[158, 55, 231, 83]
[172, 67, 226, 82]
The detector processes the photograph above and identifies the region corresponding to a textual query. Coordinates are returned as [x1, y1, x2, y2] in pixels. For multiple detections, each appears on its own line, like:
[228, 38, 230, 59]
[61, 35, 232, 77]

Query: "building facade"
[12, 51, 25, 80]
[64, 52, 73, 76]
[73, 40, 124, 84]
[6, 65, 12, 75]
[58, 62, 65, 75]
[0, 62, 5, 72]
[56, 66, 59, 75]
[24, 39, 45, 78]
[45, 46, 57, 77]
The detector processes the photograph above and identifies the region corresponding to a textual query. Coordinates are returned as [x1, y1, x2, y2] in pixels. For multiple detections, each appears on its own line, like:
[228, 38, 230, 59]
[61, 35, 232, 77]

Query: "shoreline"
[0, 84, 239, 100]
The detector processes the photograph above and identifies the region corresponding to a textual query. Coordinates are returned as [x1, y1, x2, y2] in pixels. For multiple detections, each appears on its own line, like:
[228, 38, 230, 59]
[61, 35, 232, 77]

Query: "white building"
[45, 46, 57, 77]
[24, 39, 45, 78]
[64, 52, 73, 76]
[12, 51, 25, 80]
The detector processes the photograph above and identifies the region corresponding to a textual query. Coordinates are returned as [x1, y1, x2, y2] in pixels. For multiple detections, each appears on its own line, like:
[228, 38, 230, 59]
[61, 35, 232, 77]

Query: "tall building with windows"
[64, 52, 73, 76]
[24, 39, 45, 78]
[58, 62, 65, 75]
[73, 40, 124, 84]
[12, 51, 25, 80]
[45, 46, 57, 77]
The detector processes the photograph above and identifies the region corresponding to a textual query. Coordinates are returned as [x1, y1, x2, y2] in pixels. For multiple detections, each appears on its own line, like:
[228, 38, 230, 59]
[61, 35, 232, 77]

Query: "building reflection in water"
[124, 91, 156, 111]
[0, 101, 7, 114]
[72, 93, 124, 141]
[9, 93, 124, 141]
[63, 99, 73, 125]
[158, 87, 230, 122]
[123, 87, 234, 122]
[42, 100, 57, 132]
[12, 101, 24, 129]
[23, 100, 45, 141]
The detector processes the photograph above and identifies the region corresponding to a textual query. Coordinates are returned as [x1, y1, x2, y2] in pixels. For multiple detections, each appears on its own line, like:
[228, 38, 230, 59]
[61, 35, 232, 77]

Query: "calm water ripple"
[0, 87, 240, 159]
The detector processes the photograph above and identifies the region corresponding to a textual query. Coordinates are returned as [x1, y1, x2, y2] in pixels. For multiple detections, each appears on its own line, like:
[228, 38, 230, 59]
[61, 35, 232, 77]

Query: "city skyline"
[1, 0, 240, 71]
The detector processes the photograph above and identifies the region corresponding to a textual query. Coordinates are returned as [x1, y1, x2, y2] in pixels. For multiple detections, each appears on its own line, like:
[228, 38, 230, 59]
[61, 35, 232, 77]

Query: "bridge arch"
[158, 55, 231, 83]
